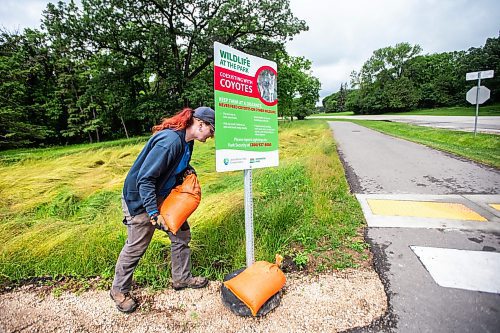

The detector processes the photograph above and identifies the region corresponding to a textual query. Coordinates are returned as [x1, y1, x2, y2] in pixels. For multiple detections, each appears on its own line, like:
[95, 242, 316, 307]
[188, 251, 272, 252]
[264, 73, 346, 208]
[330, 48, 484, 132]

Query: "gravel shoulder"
[0, 268, 386, 333]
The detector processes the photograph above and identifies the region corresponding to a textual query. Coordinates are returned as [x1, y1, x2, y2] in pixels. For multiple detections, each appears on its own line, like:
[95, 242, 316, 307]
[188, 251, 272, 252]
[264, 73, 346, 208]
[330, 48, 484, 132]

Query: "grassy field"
[349, 120, 500, 168]
[391, 104, 500, 116]
[313, 111, 355, 116]
[0, 120, 367, 289]
[314, 104, 500, 117]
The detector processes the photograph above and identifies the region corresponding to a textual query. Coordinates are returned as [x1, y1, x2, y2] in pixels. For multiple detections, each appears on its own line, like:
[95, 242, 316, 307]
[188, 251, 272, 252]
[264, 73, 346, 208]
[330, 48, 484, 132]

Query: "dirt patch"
[0, 269, 386, 333]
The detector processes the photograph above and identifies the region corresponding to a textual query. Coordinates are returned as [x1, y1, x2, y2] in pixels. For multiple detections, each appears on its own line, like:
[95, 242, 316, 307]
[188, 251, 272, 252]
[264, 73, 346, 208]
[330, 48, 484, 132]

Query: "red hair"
[152, 108, 194, 134]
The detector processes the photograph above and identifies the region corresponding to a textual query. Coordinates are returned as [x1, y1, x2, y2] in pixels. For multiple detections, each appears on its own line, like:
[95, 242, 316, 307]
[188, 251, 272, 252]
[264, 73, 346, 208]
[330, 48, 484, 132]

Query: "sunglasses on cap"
[196, 118, 214, 134]
[205, 122, 215, 135]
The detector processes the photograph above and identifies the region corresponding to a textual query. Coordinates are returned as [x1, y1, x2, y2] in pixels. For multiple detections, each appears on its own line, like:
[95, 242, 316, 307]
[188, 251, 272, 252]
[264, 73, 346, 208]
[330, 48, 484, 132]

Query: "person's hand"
[183, 168, 196, 178]
[150, 213, 167, 230]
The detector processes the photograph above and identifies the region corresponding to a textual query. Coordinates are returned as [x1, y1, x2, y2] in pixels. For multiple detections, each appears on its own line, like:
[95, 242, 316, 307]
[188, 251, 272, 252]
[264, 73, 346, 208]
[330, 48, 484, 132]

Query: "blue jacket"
[123, 129, 194, 216]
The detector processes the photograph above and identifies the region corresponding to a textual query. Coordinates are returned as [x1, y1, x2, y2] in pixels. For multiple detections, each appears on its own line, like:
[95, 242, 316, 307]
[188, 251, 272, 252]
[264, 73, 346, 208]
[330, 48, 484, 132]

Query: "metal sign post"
[465, 70, 494, 136]
[474, 75, 481, 136]
[244, 169, 255, 267]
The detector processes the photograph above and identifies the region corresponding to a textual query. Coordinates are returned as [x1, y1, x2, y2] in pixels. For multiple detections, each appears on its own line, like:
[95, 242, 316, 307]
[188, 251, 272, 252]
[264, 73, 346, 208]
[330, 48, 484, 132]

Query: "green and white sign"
[214, 42, 279, 172]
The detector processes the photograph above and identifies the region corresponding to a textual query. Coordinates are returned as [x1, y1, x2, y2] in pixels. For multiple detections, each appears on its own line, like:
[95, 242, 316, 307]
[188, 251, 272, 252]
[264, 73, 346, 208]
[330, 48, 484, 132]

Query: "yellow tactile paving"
[489, 204, 500, 211]
[367, 199, 487, 221]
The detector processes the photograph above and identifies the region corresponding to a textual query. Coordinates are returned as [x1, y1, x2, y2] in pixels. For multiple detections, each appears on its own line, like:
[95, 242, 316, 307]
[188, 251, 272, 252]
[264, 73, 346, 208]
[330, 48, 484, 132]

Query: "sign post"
[244, 169, 254, 267]
[213, 42, 279, 267]
[466, 70, 494, 136]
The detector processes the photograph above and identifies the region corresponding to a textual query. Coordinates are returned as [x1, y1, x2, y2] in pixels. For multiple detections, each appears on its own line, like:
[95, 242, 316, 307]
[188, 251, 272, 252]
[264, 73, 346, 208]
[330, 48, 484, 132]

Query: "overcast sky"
[1, 0, 499, 103]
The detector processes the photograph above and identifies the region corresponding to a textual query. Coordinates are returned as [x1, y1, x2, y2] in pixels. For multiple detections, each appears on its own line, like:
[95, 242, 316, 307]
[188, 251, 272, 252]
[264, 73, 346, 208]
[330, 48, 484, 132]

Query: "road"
[329, 122, 500, 333]
[310, 115, 500, 134]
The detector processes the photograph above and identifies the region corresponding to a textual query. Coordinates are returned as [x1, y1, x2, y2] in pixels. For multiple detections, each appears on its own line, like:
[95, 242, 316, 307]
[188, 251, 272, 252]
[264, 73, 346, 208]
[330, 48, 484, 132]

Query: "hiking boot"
[172, 276, 209, 291]
[110, 289, 137, 313]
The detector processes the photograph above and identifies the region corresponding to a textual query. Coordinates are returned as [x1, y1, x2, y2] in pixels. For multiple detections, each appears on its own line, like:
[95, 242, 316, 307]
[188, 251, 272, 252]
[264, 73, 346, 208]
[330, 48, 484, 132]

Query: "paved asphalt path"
[329, 122, 500, 333]
[310, 115, 500, 134]
[329, 121, 500, 195]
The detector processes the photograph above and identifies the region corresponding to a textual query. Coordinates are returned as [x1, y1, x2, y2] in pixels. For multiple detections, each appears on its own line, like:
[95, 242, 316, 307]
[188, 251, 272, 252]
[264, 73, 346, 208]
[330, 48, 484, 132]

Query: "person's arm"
[136, 135, 183, 216]
[183, 141, 196, 177]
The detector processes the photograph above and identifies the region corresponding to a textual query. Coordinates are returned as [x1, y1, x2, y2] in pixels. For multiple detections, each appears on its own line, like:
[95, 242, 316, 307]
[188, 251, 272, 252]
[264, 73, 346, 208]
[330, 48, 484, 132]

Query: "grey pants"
[112, 198, 192, 293]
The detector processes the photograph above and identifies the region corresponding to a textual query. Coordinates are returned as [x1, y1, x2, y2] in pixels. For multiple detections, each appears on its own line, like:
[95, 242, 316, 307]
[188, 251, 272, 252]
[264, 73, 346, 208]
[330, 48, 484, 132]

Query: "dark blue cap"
[193, 106, 215, 128]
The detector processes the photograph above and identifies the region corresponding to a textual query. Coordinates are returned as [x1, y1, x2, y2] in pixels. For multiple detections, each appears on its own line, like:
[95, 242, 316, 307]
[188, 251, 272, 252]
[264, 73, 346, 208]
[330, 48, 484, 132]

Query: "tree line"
[323, 35, 500, 114]
[0, 0, 320, 150]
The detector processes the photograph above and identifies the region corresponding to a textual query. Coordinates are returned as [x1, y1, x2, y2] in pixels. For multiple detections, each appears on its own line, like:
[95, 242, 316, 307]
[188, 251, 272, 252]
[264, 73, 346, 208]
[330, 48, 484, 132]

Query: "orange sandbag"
[223, 261, 286, 316]
[159, 174, 201, 234]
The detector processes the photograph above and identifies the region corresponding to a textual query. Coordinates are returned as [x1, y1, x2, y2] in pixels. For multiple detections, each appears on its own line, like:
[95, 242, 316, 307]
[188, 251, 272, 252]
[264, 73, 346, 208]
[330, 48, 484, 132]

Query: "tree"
[348, 36, 500, 114]
[350, 43, 422, 114]
[405, 51, 466, 108]
[359, 43, 422, 83]
[322, 94, 337, 112]
[46, 0, 307, 109]
[43, 0, 155, 142]
[323, 83, 351, 113]
[276, 52, 320, 120]
[345, 88, 359, 113]
[462, 34, 500, 104]
[293, 73, 321, 120]
[35, 0, 308, 142]
[336, 82, 348, 113]
[0, 29, 58, 149]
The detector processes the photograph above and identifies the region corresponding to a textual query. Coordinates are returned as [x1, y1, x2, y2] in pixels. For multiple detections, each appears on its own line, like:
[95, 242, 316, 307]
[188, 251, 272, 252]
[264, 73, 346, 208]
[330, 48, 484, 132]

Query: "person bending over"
[110, 106, 215, 313]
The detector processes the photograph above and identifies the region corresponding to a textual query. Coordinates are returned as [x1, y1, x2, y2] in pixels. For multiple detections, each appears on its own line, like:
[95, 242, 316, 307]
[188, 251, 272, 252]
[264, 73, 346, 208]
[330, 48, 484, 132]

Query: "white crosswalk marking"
[411, 246, 500, 294]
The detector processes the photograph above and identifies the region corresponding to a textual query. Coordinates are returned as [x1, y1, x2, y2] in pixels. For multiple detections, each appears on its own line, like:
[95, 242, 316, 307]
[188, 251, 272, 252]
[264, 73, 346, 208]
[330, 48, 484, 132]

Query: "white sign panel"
[466, 86, 490, 105]
[466, 70, 494, 81]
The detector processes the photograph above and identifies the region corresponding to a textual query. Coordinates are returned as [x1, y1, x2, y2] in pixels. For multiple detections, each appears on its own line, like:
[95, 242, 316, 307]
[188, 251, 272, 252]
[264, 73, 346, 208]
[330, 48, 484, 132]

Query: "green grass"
[0, 120, 367, 288]
[311, 104, 500, 117]
[0, 137, 149, 166]
[391, 104, 500, 116]
[349, 120, 500, 168]
[312, 111, 355, 116]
